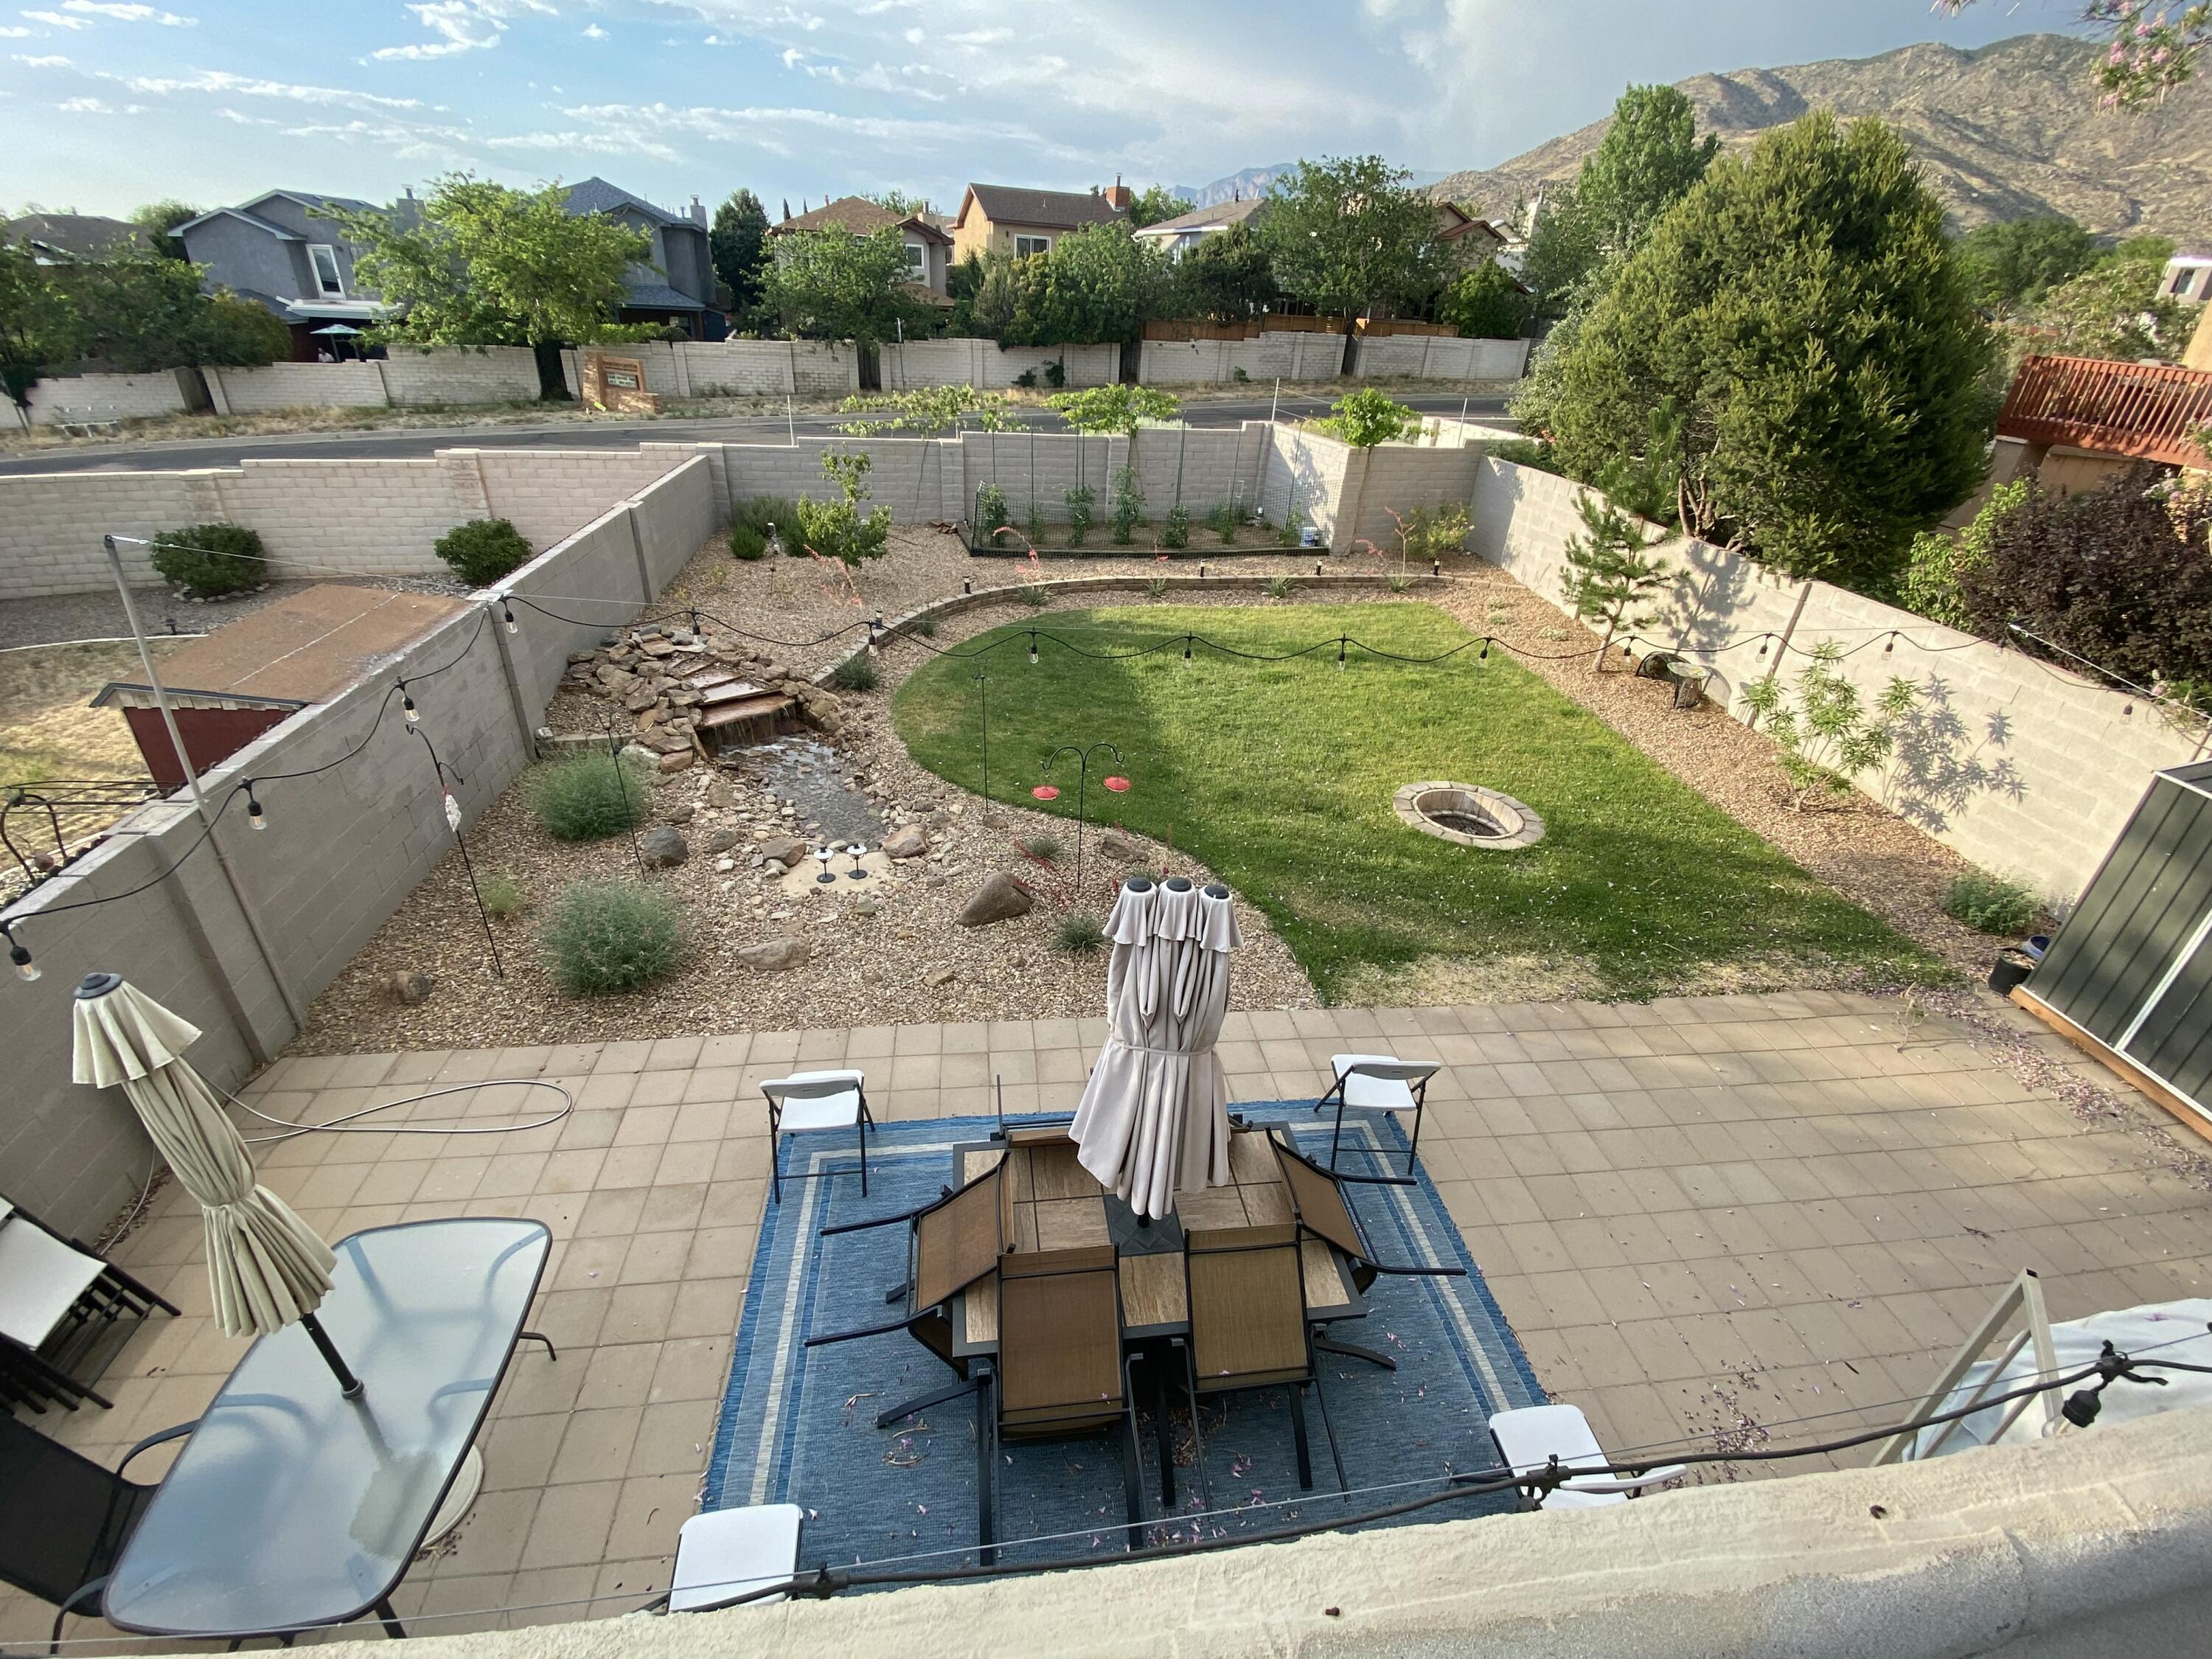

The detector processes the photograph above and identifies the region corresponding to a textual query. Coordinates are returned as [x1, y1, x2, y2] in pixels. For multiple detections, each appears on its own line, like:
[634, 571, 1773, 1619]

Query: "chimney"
[1102, 173, 1131, 213]
[690, 194, 706, 227]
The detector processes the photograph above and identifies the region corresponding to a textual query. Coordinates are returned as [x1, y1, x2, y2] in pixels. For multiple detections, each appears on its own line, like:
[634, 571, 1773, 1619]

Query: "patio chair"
[1486, 1403, 1686, 1511]
[1180, 1224, 1344, 1502]
[0, 1198, 178, 1413]
[762, 1069, 874, 1205]
[1268, 1135, 1467, 1372]
[1312, 1054, 1438, 1178]
[664, 1503, 806, 1613]
[978, 1244, 1144, 1566]
[0, 1409, 200, 1652]
[805, 1155, 1009, 1428]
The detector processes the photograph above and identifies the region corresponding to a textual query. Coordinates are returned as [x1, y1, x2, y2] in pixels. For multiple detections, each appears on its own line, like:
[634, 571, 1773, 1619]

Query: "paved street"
[0, 392, 1514, 477]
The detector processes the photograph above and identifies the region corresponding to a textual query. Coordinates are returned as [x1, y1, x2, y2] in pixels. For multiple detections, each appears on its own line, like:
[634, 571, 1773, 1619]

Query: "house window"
[1013, 234, 1051, 259]
[308, 244, 344, 299]
[904, 241, 927, 276]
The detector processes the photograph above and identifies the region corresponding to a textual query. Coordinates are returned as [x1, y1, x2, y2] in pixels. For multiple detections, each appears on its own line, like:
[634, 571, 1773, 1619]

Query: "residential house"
[1433, 201, 1509, 268]
[560, 177, 722, 339]
[765, 195, 954, 305]
[175, 190, 397, 359]
[950, 182, 1128, 265]
[2, 212, 156, 265]
[1130, 195, 1264, 260]
[2162, 250, 2212, 305]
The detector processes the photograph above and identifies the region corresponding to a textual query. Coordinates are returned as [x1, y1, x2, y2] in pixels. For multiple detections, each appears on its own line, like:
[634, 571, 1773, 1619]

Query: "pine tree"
[1559, 491, 1671, 671]
[710, 189, 771, 317]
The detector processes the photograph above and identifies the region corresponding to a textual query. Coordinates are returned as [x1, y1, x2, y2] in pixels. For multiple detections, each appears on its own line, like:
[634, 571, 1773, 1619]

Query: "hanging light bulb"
[1884, 632, 1896, 655]
[1183, 635, 1194, 664]
[3, 924, 35, 984]
[1028, 632, 1039, 667]
[1337, 635, 1347, 672]
[1479, 637, 1490, 661]
[501, 600, 518, 636]
[1756, 637, 1769, 659]
[246, 786, 267, 831]
[402, 684, 420, 724]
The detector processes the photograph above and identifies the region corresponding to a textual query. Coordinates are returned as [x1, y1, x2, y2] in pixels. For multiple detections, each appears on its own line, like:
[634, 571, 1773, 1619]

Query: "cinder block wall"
[205, 361, 390, 414]
[21, 370, 193, 427]
[379, 347, 541, 406]
[0, 459, 712, 1237]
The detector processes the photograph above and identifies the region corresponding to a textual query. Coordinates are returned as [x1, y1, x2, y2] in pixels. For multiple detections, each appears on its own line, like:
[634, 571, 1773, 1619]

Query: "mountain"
[1427, 34, 2212, 243]
[1172, 164, 1452, 209]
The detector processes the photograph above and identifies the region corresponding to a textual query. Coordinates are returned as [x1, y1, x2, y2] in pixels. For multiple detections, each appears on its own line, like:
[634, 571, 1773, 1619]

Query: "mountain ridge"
[1427, 34, 2211, 242]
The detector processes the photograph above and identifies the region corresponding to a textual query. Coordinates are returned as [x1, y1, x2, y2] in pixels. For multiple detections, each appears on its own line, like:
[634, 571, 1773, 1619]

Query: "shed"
[2018, 758, 2212, 1134]
[91, 585, 470, 791]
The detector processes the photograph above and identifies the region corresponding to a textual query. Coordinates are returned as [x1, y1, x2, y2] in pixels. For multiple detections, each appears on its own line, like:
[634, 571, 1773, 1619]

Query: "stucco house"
[3, 212, 156, 265]
[558, 177, 721, 339]
[766, 195, 954, 303]
[2163, 250, 2212, 305]
[1130, 195, 1265, 260]
[175, 190, 395, 359]
[950, 182, 1128, 265]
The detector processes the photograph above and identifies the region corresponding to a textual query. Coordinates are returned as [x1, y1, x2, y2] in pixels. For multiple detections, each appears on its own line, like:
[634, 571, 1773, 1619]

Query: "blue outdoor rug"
[704, 1106, 1545, 1575]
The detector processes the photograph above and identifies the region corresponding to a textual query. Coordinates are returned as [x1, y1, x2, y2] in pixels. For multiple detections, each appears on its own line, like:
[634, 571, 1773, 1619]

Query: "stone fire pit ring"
[1393, 781, 1545, 849]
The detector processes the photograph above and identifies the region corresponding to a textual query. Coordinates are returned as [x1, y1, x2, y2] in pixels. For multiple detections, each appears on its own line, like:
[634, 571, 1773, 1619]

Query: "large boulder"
[639, 826, 689, 868]
[881, 824, 928, 860]
[957, 872, 1034, 927]
[757, 835, 810, 869]
[738, 936, 811, 972]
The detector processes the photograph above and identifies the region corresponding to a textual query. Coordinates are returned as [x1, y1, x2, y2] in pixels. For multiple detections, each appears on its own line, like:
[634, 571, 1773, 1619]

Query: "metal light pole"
[973, 665, 991, 813]
[414, 727, 504, 978]
[1035, 741, 1127, 896]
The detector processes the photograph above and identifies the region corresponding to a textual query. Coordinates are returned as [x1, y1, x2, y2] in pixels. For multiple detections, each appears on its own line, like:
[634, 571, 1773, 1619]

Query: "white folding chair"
[762, 1069, 873, 1204]
[667, 1503, 805, 1612]
[1314, 1054, 1438, 1177]
[1487, 1403, 1686, 1510]
[0, 1202, 177, 1411]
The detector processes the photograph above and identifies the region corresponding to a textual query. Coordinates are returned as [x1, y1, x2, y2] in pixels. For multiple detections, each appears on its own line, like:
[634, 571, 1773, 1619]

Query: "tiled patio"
[13, 988, 2212, 1646]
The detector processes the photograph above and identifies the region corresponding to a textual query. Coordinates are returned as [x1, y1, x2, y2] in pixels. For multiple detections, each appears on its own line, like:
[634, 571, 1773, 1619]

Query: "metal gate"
[2026, 758, 2212, 1120]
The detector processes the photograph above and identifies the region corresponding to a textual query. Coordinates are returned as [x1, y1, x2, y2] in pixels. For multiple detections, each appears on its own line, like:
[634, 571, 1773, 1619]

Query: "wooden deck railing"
[1997, 353, 2212, 467]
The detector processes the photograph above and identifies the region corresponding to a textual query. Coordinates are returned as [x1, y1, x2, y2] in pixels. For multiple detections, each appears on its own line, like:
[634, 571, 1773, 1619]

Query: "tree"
[761, 226, 937, 348]
[128, 200, 202, 260]
[57, 256, 288, 372]
[0, 243, 84, 408]
[1559, 491, 1672, 668]
[1124, 185, 1186, 229]
[1313, 386, 1419, 447]
[998, 223, 1166, 346]
[1940, 0, 2209, 108]
[1545, 114, 1998, 593]
[1047, 383, 1180, 437]
[1742, 642, 1921, 811]
[1437, 260, 1531, 339]
[709, 189, 770, 316]
[794, 450, 891, 566]
[1259, 155, 1451, 368]
[2031, 258, 2197, 360]
[835, 383, 1018, 435]
[324, 176, 655, 364]
[1161, 221, 1279, 322]
[868, 189, 927, 217]
[1517, 187, 1605, 321]
[1955, 216, 2096, 313]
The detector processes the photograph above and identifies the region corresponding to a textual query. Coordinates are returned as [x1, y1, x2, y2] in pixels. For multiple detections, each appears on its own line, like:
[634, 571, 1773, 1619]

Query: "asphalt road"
[0, 392, 1514, 476]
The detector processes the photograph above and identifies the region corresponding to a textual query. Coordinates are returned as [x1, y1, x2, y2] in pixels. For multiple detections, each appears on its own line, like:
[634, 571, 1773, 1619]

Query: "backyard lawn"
[892, 603, 1945, 1003]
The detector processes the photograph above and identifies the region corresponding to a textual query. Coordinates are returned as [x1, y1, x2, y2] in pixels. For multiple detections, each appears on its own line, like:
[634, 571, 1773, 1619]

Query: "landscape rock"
[389, 970, 434, 1006]
[881, 824, 928, 860]
[704, 779, 738, 809]
[664, 804, 696, 826]
[757, 835, 809, 868]
[698, 828, 740, 855]
[657, 751, 695, 774]
[850, 896, 880, 917]
[1097, 829, 1137, 862]
[925, 965, 956, 987]
[639, 826, 689, 868]
[956, 871, 1034, 927]
[737, 936, 811, 972]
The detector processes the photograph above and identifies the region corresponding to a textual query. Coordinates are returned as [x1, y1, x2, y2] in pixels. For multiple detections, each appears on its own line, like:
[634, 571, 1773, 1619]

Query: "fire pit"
[1393, 782, 1545, 849]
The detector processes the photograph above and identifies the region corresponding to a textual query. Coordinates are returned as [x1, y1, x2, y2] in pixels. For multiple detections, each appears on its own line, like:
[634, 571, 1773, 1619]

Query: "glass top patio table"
[103, 1217, 550, 1641]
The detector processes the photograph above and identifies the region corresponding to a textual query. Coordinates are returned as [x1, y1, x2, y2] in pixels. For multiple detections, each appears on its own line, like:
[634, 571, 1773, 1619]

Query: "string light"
[500, 600, 518, 636]
[2, 920, 35, 983]
[401, 684, 420, 724]
[1479, 637, 1489, 661]
[1337, 634, 1347, 671]
[1183, 635, 1194, 664]
[1885, 631, 1896, 655]
[1756, 637, 1769, 658]
[246, 785, 266, 831]
[1027, 631, 1039, 667]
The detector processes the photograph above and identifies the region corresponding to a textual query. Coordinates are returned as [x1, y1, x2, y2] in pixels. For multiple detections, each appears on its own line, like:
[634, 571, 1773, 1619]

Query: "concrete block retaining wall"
[14, 369, 194, 428]
[204, 361, 391, 414]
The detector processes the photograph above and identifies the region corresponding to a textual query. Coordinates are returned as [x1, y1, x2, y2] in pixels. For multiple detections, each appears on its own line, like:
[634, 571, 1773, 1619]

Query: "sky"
[2, 0, 2079, 220]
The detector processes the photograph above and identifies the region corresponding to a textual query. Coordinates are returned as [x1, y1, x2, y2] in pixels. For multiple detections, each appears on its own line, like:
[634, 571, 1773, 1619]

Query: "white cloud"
[60, 1, 195, 23]
[371, 0, 554, 61]
[942, 27, 1008, 45]
[114, 66, 427, 111]
[58, 92, 106, 108]
[19, 11, 94, 29]
[10, 49, 70, 62]
[0, 22, 30, 32]
[580, 21, 605, 37]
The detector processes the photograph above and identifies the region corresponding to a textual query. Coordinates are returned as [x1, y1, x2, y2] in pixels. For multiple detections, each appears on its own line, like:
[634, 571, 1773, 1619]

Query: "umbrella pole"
[301, 1311, 365, 1398]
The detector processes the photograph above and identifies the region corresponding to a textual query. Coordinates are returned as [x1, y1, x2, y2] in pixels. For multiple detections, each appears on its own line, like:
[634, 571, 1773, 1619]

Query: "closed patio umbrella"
[1070, 877, 1242, 1220]
[69, 973, 358, 1393]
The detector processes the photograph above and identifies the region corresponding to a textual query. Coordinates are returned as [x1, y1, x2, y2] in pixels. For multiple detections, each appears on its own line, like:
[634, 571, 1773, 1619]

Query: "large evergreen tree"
[709, 189, 770, 315]
[1545, 114, 1997, 592]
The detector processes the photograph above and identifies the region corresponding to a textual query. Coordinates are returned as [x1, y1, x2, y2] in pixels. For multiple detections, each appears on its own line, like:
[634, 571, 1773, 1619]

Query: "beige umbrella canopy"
[71, 973, 351, 1382]
[1070, 877, 1242, 1220]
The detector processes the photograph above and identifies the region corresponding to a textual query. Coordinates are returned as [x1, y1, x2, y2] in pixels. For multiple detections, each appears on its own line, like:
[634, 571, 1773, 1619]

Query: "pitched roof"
[1130, 197, 1265, 238]
[247, 189, 379, 216]
[174, 206, 304, 241]
[768, 195, 951, 243]
[563, 176, 686, 227]
[621, 279, 709, 311]
[956, 184, 1125, 232]
[2, 212, 154, 260]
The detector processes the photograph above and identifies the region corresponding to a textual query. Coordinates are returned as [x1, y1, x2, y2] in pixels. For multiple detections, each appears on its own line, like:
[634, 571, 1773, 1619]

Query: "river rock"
[881, 824, 928, 860]
[1097, 828, 1137, 862]
[737, 936, 811, 972]
[657, 751, 695, 774]
[664, 804, 696, 826]
[389, 970, 434, 1005]
[957, 872, 1034, 927]
[757, 835, 809, 868]
[698, 827, 740, 855]
[639, 826, 689, 868]
[704, 779, 738, 809]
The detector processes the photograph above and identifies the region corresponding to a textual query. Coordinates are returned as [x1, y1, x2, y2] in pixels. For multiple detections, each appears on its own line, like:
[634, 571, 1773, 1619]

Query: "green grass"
[892, 605, 1943, 1003]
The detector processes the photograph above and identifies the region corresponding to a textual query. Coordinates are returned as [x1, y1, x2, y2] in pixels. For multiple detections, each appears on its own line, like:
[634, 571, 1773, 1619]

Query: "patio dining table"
[101, 1217, 552, 1644]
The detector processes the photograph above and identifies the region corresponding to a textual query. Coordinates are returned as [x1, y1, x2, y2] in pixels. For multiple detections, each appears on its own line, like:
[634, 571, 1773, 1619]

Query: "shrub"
[1065, 484, 1096, 547]
[1012, 368, 1037, 389]
[1020, 832, 1064, 863]
[528, 751, 653, 841]
[1387, 571, 1416, 594]
[830, 654, 878, 692]
[481, 869, 528, 919]
[910, 614, 937, 639]
[1278, 506, 1306, 548]
[1315, 387, 1419, 448]
[1110, 466, 1144, 544]
[795, 451, 891, 566]
[728, 495, 793, 561]
[1054, 912, 1107, 955]
[1161, 504, 1190, 549]
[1262, 574, 1296, 600]
[1144, 575, 1169, 599]
[1025, 504, 1046, 546]
[1205, 501, 1239, 544]
[1044, 357, 1067, 389]
[1740, 641, 1920, 811]
[541, 880, 684, 995]
[975, 481, 1012, 546]
[1943, 870, 2039, 935]
[149, 522, 265, 597]
[434, 518, 532, 587]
